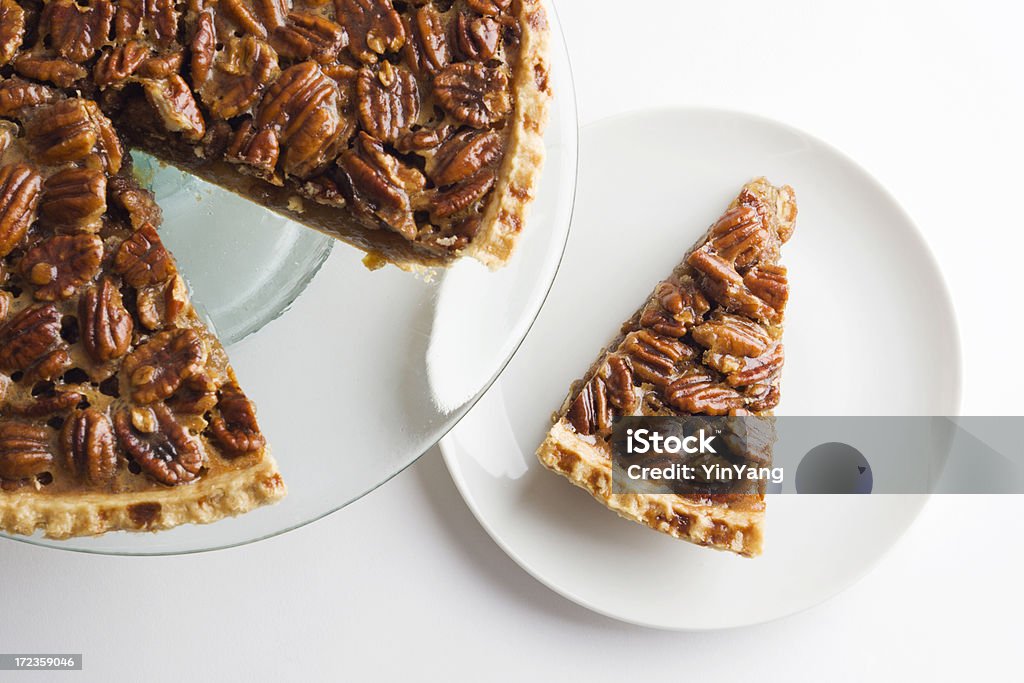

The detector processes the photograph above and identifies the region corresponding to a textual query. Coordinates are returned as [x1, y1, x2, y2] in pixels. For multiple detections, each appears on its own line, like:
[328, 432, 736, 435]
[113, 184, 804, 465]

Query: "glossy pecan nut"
[4, 390, 83, 418]
[209, 383, 266, 456]
[0, 304, 63, 373]
[337, 0, 406, 64]
[691, 312, 772, 358]
[61, 408, 117, 486]
[39, 0, 114, 64]
[122, 329, 207, 404]
[0, 421, 54, 480]
[620, 329, 694, 387]
[567, 375, 612, 437]
[114, 403, 204, 486]
[135, 274, 187, 331]
[93, 41, 150, 87]
[40, 166, 108, 229]
[402, 4, 449, 77]
[20, 234, 104, 302]
[141, 75, 207, 142]
[356, 61, 420, 143]
[455, 12, 500, 62]
[271, 12, 346, 63]
[79, 277, 134, 363]
[429, 129, 503, 187]
[337, 131, 425, 239]
[114, 223, 177, 288]
[197, 35, 280, 119]
[0, 0, 25, 67]
[664, 370, 744, 416]
[638, 277, 710, 338]
[0, 78, 57, 118]
[0, 163, 44, 259]
[434, 62, 511, 128]
[114, 0, 179, 46]
[706, 204, 769, 269]
[13, 54, 88, 88]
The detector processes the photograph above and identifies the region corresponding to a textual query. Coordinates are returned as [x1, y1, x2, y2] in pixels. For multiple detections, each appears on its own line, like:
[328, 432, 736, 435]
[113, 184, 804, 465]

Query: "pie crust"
[536, 178, 797, 557]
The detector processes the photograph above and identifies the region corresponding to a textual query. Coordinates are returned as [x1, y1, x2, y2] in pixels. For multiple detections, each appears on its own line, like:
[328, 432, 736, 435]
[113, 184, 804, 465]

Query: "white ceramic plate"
[440, 109, 961, 630]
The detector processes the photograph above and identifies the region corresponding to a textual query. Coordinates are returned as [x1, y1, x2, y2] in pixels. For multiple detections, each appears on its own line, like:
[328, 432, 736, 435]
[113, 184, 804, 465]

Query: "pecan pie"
[0, 113, 284, 539]
[0, 0, 551, 269]
[536, 179, 797, 557]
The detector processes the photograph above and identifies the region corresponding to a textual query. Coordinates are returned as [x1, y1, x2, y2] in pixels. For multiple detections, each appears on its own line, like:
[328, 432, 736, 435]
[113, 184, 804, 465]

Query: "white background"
[2, 1, 1023, 680]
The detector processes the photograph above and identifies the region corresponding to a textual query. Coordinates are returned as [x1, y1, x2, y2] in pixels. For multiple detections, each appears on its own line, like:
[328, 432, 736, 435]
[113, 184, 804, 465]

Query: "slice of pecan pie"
[536, 179, 796, 557]
[0, 0, 551, 269]
[0, 104, 284, 539]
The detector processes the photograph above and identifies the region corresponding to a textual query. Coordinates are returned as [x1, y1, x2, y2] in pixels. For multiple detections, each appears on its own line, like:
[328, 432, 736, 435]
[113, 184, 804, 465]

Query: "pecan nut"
[429, 169, 495, 220]
[168, 372, 218, 415]
[4, 390, 83, 418]
[726, 344, 784, 388]
[40, 167, 108, 229]
[467, 0, 512, 17]
[26, 349, 73, 383]
[114, 223, 177, 288]
[567, 375, 612, 437]
[190, 9, 217, 86]
[123, 329, 206, 404]
[198, 36, 280, 119]
[141, 76, 207, 142]
[93, 41, 150, 87]
[0, 305, 63, 372]
[226, 120, 281, 182]
[337, 131, 426, 239]
[257, 61, 349, 178]
[136, 274, 187, 331]
[687, 248, 776, 323]
[357, 62, 420, 142]
[13, 54, 88, 88]
[402, 5, 449, 77]
[0, 0, 25, 67]
[434, 62, 511, 128]
[0, 163, 44, 259]
[620, 329, 694, 387]
[80, 277, 133, 362]
[39, 0, 114, 64]
[114, 0, 178, 47]
[638, 277, 710, 338]
[24, 99, 123, 173]
[0, 422, 54, 480]
[221, 0, 270, 39]
[743, 264, 788, 314]
[665, 371, 744, 416]
[0, 78, 57, 118]
[21, 234, 104, 302]
[430, 129, 503, 187]
[692, 312, 772, 358]
[455, 12, 500, 62]
[209, 383, 266, 456]
[707, 204, 769, 269]
[337, 0, 406, 64]
[271, 12, 346, 63]
[114, 403, 203, 485]
[108, 176, 161, 230]
[61, 408, 117, 486]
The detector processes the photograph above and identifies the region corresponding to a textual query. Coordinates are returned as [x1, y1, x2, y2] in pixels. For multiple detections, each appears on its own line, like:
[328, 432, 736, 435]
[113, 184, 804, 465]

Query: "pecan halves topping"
[567, 375, 612, 437]
[114, 403, 204, 486]
[221, 0, 271, 39]
[114, 223, 177, 288]
[357, 61, 420, 143]
[272, 12, 347, 63]
[620, 329, 694, 387]
[257, 61, 349, 178]
[39, 0, 114, 64]
[692, 312, 772, 358]
[21, 234, 104, 302]
[434, 62, 511, 128]
[337, 131, 425, 239]
[430, 169, 495, 221]
[114, 0, 178, 46]
[402, 5, 449, 77]
[0, 0, 25, 67]
[430, 129, 503, 187]
[40, 167, 108, 229]
[108, 175, 161, 229]
[4, 390, 83, 418]
[190, 9, 217, 86]
[0, 304, 63, 373]
[0, 421, 54, 480]
[665, 370, 744, 416]
[337, 0, 406, 64]
[707, 204, 769, 269]
[0, 79, 57, 118]
[209, 383, 266, 456]
[0, 163, 44, 259]
[455, 12, 500, 62]
[467, 0, 513, 17]
[123, 329, 207, 404]
[638, 277, 709, 338]
[13, 54, 88, 88]
[198, 36, 280, 119]
[226, 119, 281, 182]
[726, 344, 784, 389]
[743, 264, 788, 314]
[62, 408, 117, 486]
[23, 99, 124, 173]
[79, 277, 133, 362]
[136, 274, 187, 331]
[141, 75, 207, 142]
[687, 248, 777, 324]
[93, 41, 150, 87]
[602, 355, 638, 414]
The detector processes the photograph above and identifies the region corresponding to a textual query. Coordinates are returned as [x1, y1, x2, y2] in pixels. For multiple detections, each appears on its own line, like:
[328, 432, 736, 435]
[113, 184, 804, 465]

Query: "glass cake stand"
[2, 5, 577, 555]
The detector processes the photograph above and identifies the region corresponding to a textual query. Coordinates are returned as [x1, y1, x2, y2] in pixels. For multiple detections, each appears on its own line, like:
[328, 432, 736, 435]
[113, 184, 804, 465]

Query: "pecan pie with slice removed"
[536, 179, 797, 557]
[0, 105, 284, 539]
[0, 0, 550, 269]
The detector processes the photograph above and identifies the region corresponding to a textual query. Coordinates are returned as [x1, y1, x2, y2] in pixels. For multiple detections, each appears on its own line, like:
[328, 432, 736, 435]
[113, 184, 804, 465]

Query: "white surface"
[1, 0, 1022, 679]
[441, 108, 961, 629]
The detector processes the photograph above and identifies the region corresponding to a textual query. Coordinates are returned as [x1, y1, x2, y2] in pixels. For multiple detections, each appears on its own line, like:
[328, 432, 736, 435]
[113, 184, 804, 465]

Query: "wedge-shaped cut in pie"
[536, 179, 797, 557]
[0, 0, 551, 269]
[0, 105, 284, 539]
